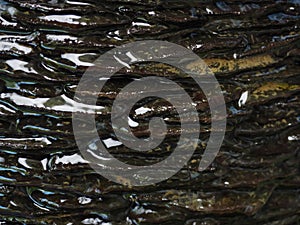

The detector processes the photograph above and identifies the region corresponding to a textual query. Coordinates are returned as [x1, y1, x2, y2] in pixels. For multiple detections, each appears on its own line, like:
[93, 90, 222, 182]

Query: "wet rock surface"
[0, 0, 299, 224]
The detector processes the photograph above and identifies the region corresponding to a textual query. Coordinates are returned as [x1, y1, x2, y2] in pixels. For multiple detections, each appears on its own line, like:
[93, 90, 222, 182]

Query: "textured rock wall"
[0, 0, 299, 224]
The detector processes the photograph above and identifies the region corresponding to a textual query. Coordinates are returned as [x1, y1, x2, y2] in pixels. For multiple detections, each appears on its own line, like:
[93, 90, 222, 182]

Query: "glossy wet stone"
[0, 0, 299, 224]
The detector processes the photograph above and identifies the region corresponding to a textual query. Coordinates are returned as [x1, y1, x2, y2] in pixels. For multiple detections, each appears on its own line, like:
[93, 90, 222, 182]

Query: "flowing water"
[0, 0, 299, 224]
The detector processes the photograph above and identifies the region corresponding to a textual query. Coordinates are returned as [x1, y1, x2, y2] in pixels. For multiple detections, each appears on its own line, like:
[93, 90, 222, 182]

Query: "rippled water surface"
[0, 0, 299, 224]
